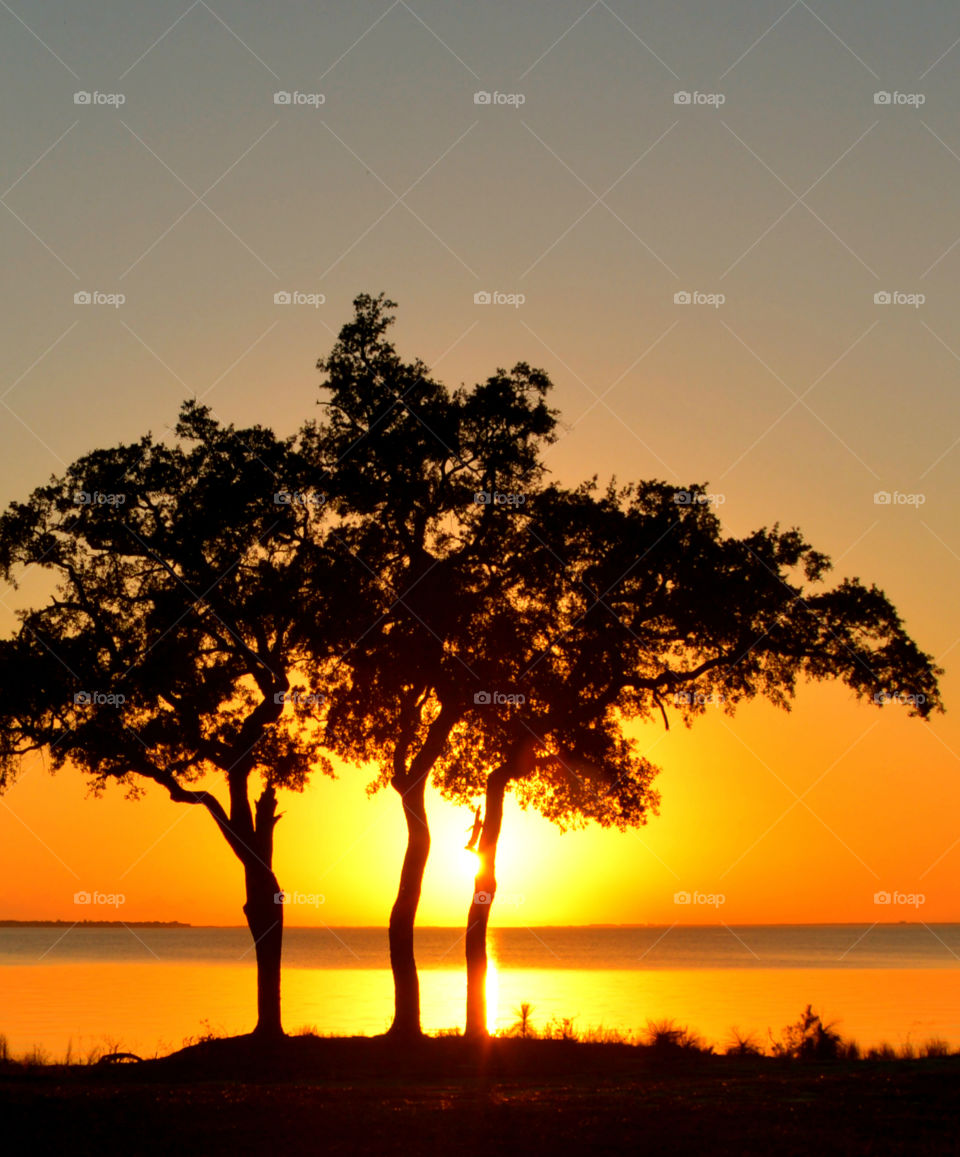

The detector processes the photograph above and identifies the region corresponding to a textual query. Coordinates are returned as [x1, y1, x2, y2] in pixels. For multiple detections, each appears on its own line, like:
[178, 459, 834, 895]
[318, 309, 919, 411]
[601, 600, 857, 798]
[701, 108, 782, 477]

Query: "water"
[1, 924, 958, 1058]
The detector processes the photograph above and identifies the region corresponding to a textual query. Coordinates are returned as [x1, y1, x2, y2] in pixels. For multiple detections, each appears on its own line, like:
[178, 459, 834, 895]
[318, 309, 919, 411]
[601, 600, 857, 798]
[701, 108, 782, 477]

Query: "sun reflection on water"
[485, 948, 499, 1034]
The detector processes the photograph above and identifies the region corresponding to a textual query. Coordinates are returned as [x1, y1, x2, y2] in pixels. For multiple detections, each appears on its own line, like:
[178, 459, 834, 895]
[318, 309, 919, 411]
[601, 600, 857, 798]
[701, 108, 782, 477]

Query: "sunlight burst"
[460, 846, 480, 881]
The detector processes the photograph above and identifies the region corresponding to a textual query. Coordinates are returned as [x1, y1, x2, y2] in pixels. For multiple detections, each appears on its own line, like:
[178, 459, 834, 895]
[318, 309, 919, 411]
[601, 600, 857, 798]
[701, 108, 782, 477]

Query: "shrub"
[725, 1028, 765, 1057]
[580, 1026, 632, 1045]
[543, 1016, 578, 1042]
[642, 1018, 712, 1055]
[771, 1005, 844, 1061]
[507, 1002, 537, 1039]
[920, 1038, 950, 1058]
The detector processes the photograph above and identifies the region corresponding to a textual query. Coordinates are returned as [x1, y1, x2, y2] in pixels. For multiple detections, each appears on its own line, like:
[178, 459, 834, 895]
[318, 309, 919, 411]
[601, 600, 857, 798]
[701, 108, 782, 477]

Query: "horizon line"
[2, 920, 953, 930]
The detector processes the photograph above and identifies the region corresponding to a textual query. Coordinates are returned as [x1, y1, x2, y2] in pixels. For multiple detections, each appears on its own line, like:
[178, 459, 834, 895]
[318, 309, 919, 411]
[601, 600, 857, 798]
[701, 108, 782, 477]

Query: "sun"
[460, 846, 480, 882]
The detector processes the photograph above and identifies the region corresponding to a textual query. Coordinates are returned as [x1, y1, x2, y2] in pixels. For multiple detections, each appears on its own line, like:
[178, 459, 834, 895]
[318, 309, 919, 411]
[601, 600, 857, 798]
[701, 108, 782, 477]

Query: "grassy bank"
[0, 1033, 958, 1156]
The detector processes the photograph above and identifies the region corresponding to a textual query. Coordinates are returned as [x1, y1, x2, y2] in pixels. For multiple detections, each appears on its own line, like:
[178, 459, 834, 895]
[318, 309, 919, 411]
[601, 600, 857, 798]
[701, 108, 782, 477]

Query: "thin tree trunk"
[465, 769, 510, 1038]
[244, 863, 284, 1040]
[387, 774, 429, 1039]
[242, 785, 284, 1041]
[384, 706, 456, 1040]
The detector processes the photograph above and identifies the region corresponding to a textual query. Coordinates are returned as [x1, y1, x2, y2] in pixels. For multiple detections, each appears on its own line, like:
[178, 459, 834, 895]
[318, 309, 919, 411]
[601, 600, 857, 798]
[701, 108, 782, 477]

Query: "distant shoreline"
[0, 920, 191, 928]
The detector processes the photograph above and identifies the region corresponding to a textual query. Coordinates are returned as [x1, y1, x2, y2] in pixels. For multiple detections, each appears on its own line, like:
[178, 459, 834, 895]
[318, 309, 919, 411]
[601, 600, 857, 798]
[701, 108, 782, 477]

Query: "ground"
[1, 1036, 958, 1156]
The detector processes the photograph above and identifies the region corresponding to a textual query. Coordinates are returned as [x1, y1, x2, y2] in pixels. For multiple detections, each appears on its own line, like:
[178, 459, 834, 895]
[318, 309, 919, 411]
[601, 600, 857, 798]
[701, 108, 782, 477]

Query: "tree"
[310, 294, 558, 1038]
[0, 403, 357, 1040]
[437, 480, 943, 1036]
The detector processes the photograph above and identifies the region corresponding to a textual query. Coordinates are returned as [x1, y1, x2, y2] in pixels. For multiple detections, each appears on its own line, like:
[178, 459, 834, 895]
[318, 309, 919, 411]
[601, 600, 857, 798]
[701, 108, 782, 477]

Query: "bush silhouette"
[771, 1005, 844, 1060]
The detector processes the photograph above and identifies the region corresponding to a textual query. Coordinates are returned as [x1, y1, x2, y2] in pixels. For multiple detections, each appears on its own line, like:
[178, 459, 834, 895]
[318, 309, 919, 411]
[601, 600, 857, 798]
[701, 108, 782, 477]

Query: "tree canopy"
[0, 402, 362, 1037]
[430, 478, 942, 1033]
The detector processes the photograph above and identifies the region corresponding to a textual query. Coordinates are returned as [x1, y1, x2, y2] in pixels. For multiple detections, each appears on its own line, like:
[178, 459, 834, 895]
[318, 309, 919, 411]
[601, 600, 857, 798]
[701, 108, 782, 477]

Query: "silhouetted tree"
[310, 293, 557, 1038]
[439, 480, 943, 1036]
[0, 403, 357, 1040]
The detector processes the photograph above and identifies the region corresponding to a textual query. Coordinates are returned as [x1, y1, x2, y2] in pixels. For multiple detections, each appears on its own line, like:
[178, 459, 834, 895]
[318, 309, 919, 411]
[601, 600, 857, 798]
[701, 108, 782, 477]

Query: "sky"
[1, 0, 959, 929]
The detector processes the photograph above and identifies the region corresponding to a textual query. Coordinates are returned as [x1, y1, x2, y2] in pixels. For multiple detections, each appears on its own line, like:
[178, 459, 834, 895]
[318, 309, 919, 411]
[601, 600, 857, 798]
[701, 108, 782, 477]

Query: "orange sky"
[2, 678, 955, 927]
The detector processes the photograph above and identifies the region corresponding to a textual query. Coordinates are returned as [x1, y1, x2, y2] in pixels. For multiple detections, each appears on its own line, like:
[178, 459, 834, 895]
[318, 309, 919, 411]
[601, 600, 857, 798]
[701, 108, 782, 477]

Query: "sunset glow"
[1, 6, 959, 1151]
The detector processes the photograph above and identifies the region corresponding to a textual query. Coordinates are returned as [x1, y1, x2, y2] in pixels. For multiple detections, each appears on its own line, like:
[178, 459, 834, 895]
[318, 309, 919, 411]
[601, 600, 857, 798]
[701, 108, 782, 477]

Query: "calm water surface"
[2, 924, 958, 1057]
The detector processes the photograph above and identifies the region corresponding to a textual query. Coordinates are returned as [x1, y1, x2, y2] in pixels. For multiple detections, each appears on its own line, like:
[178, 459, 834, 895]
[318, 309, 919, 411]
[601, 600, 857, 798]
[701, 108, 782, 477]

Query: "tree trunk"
[152, 772, 285, 1042]
[243, 863, 284, 1040]
[465, 769, 510, 1038]
[241, 785, 284, 1041]
[387, 774, 430, 1039]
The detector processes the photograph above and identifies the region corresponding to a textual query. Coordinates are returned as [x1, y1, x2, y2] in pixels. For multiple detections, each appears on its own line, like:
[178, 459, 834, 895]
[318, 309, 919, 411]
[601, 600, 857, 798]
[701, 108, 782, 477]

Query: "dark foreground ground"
[2, 1036, 958, 1156]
